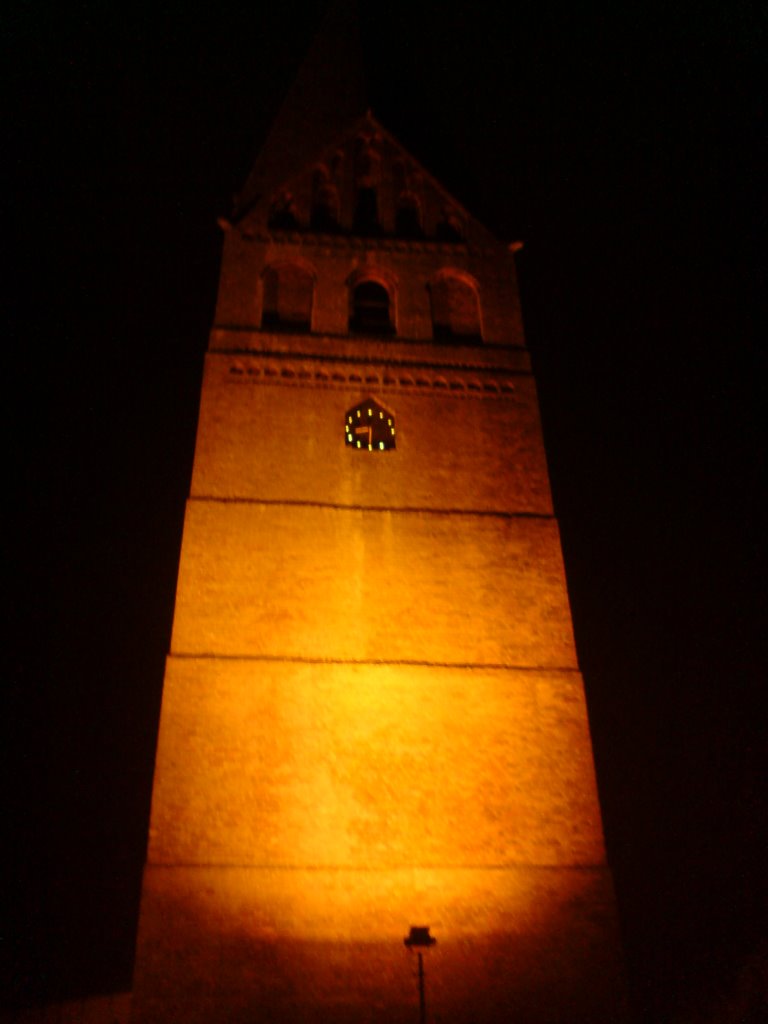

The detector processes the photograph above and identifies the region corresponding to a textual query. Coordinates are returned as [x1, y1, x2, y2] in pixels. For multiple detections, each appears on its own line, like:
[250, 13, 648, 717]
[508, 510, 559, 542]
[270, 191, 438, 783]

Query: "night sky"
[5, 2, 766, 1021]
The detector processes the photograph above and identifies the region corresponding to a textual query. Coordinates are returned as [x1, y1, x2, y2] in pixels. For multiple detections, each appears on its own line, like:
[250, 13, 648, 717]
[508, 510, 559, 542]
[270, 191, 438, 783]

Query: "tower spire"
[234, 0, 366, 220]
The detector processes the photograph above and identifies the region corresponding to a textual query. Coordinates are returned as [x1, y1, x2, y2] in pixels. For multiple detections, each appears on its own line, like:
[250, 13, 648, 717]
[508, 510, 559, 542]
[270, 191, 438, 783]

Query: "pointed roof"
[234, 0, 367, 220]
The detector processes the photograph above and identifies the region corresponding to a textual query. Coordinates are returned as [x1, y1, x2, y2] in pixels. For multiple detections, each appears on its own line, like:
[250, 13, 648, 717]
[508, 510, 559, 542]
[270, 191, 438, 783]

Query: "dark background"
[4, 2, 766, 1021]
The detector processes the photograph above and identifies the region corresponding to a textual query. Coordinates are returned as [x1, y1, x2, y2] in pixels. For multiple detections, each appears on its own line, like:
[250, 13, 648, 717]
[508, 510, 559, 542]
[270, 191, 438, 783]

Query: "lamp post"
[404, 926, 437, 1024]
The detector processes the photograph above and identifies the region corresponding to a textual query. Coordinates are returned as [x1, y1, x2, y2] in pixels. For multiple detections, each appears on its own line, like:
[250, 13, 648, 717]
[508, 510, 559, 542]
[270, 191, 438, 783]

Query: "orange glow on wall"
[148, 659, 603, 870]
[131, 106, 628, 1024]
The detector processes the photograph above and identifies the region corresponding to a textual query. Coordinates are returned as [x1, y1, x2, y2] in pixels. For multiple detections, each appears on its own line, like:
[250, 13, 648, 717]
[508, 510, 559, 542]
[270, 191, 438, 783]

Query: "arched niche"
[262, 263, 315, 331]
[429, 272, 482, 343]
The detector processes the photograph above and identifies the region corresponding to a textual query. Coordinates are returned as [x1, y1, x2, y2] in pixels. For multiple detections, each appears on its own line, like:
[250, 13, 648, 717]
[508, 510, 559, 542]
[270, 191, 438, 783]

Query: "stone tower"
[131, 7, 628, 1022]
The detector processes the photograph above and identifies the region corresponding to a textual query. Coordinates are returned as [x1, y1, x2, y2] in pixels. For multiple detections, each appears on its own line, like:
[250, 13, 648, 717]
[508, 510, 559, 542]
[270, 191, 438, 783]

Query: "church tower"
[131, 7, 628, 1022]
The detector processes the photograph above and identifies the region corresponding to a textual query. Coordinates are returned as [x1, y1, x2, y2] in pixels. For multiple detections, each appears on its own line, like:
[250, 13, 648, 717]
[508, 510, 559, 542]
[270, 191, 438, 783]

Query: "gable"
[233, 114, 499, 248]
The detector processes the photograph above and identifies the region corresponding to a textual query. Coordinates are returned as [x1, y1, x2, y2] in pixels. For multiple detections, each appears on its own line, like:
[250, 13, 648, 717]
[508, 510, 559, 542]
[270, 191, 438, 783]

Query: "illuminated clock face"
[344, 399, 396, 451]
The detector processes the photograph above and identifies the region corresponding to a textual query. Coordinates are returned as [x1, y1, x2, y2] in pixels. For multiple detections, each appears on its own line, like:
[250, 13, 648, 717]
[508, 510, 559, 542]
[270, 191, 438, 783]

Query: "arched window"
[310, 169, 339, 233]
[353, 187, 380, 235]
[435, 210, 464, 242]
[350, 280, 393, 334]
[353, 138, 381, 235]
[395, 193, 423, 238]
[354, 138, 380, 185]
[311, 184, 339, 233]
[430, 274, 481, 342]
[262, 264, 314, 331]
[268, 192, 299, 231]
